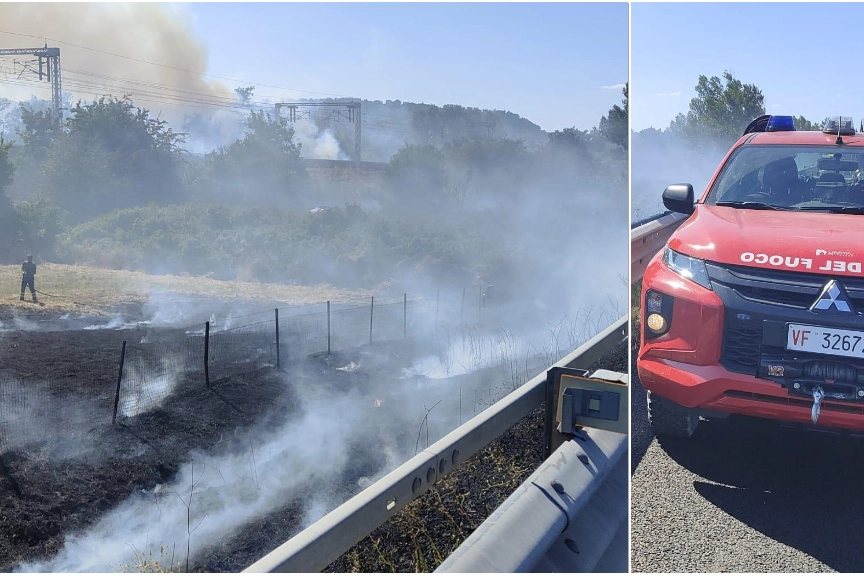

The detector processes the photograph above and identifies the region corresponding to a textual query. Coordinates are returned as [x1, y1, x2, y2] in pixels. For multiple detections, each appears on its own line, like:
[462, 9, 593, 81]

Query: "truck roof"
[743, 130, 864, 147]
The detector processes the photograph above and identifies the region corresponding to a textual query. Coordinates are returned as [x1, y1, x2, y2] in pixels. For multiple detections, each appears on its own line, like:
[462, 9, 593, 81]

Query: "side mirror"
[662, 184, 695, 215]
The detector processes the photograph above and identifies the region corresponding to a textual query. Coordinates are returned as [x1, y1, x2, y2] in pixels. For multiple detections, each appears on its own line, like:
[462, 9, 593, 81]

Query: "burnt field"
[0, 310, 296, 571]
[0, 300, 578, 572]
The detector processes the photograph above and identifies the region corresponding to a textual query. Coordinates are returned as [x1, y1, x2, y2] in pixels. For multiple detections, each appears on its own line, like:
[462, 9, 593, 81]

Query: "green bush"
[57, 203, 511, 290]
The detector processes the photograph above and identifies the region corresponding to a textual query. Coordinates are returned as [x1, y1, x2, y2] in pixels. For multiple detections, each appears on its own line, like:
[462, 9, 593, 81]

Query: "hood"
[669, 205, 864, 277]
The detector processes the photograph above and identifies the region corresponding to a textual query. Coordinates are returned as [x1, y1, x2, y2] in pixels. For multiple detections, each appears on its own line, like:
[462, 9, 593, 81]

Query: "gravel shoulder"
[631, 356, 864, 573]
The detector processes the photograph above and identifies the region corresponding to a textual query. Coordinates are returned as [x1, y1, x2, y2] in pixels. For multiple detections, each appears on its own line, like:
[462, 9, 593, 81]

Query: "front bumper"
[639, 355, 864, 431]
[638, 254, 864, 431]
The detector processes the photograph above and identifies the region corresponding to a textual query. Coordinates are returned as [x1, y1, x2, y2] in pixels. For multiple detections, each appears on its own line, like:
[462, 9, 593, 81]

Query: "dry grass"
[0, 262, 371, 316]
[325, 408, 546, 573]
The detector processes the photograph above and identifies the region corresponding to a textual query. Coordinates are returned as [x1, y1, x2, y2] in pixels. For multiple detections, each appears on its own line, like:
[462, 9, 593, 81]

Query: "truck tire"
[647, 391, 699, 438]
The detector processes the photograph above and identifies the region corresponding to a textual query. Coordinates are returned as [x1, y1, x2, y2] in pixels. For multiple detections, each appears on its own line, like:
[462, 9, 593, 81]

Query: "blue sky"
[186, 2, 628, 131]
[632, 2, 864, 132]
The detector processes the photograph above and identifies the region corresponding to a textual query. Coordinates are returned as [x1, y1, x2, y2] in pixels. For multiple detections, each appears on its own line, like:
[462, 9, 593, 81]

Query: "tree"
[384, 144, 450, 212]
[0, 137, 20, 260]
[234, 86, 255, 106]
[0, 137, 13, 193]
[35, 96, 187, 222]
[412, 105, 446, 144]
[598, 83, 628, 150]
[670, 71, 765, 146]
[443, 137, 529, 201]
[17, 105, 61, 153]
[547, 126, 590, 150]
[792, 115, 821, 131]
[191, 110, 304, 205]
[15, 198, 64, 260]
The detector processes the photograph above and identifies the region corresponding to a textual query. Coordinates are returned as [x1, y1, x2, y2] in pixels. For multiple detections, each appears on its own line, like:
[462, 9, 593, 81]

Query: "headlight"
[662, 247, 712, 290]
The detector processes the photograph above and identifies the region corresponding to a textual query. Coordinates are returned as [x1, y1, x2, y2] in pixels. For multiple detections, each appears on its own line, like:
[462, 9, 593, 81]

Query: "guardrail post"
[543, 370, 556, 458]
[204, 321, 210, 388]
[275, 308, 280, 368]
[327, 301, 331, 354]
[111, 340, 127, 425]
[369, 296, 374, 344]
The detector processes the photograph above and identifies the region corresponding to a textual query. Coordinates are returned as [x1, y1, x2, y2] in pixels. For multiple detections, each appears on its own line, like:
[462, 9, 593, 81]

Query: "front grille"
[732, 284, 817, 308]
[722, 319, 762, 373]
[708, 263, 864, 376]
[708, 263, 864, 311]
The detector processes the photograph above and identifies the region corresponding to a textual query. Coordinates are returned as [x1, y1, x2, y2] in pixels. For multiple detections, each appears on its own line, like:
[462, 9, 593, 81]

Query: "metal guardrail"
[630, 209, 675, 229]
[244, 315, 628, 573]
[435, 427, 628, 572]
[630, 211, 688, 282]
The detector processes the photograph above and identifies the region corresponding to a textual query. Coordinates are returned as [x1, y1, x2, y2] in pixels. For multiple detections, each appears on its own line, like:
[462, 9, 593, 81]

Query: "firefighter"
[20, 255, 37, 303]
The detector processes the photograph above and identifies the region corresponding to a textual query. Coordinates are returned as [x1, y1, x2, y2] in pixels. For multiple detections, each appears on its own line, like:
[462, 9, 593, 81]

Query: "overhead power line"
[0, 28, 353, 99]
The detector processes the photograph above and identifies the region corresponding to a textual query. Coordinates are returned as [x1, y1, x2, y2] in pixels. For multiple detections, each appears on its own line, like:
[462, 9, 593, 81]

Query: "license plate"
[787, 323, 864, 359]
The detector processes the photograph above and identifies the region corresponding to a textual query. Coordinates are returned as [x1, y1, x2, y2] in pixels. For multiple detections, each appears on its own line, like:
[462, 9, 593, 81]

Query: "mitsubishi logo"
[811, 280, 854, 313]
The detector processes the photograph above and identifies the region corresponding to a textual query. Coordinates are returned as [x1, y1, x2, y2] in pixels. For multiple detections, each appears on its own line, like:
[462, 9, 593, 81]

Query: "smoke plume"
[0, 3, 232, 126]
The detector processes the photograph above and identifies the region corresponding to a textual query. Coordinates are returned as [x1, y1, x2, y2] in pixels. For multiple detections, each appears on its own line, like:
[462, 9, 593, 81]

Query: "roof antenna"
[836, 113, 844, 145]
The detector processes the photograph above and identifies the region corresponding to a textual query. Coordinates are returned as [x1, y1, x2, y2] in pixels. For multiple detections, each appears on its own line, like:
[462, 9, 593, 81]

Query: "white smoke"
[293, 119, 347, 160]
[82, 316, 126, 331]
[119, 358, 180, 418]
[12, 317, 41, 332]
[17, 387, 377, 573]
[631, 129, 728, 221]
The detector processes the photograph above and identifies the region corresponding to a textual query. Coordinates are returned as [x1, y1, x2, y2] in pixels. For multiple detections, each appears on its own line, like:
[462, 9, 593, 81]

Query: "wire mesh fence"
[209, 318, 277, 384]
[118, 330, 204, 420]
[0, 293, 451, 455]
[0, 356, 118, 454]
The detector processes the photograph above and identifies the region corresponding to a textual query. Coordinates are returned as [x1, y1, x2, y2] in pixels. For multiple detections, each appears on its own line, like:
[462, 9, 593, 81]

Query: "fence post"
[369, 296, 374, 344]
[327, 301, 331, 354]
[275, 308, 280, 368]
[111, 340, 127, 426]
[204, 321, 210, 388]
[403, 293, 407, 338]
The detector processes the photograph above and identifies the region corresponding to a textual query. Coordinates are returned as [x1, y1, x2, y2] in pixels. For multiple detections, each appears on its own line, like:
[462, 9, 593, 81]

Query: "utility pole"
[352, 100, 361, 163]
[0, 45, 62, 124]
[274, 100, 362, 161]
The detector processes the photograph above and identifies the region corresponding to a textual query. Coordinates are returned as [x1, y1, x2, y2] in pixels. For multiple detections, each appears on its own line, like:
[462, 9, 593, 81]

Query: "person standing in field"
[20, 255, 37, 303]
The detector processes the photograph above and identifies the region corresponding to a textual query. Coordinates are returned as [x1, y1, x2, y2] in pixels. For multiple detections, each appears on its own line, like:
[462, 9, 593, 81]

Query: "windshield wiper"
[715, 200, 786, 210]
[795, 205, 864, 214]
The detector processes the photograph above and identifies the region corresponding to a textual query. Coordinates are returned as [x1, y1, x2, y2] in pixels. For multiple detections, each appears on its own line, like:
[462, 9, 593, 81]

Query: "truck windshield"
[706, 145, 864, 213]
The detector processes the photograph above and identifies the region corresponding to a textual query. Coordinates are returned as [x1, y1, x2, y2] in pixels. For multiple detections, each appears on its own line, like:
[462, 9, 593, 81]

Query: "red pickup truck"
[638, 115, 864, 437]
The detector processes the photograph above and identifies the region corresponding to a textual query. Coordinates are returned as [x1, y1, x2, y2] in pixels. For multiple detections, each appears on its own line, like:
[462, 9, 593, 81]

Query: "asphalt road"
[631, 356, 864, 573]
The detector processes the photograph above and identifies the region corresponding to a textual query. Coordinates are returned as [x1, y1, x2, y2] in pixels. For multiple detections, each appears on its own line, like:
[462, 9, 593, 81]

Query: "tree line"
[0, 87, 628, 289]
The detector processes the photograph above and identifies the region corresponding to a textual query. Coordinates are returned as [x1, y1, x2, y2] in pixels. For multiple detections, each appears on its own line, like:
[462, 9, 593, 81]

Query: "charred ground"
[0, 314, 302, 570]
[1, 300, 562, 572]
[202, 339, 629, 573]
[0, 297, 626, 572]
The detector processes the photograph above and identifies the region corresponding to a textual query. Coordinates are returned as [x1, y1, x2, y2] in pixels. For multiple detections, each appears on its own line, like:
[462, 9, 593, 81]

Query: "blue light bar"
[743, 114, 797, 135]
[765, 115, 796, 132]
